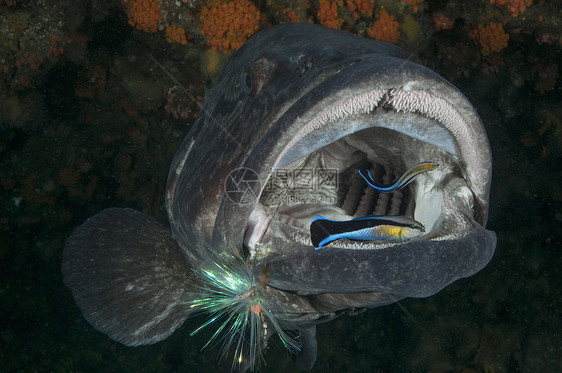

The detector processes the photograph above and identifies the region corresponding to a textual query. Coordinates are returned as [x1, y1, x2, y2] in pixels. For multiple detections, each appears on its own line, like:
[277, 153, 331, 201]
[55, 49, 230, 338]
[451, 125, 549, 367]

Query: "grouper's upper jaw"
[213, 52, 495, 297]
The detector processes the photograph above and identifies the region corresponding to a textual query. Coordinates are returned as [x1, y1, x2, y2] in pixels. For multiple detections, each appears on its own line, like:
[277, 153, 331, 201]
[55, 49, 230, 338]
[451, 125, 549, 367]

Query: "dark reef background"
[1, 0, 560, 371]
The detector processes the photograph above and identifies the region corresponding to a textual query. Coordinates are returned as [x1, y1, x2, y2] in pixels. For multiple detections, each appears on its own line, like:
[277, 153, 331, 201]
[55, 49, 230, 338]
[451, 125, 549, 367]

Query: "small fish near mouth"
[311, 214, 426, 249]
[310, 161, 437, 249]
[62, 23, 496, 372]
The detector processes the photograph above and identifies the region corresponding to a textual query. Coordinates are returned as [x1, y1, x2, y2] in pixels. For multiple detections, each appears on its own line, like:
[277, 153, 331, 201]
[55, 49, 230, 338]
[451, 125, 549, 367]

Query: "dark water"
[1, 1, 560, 372]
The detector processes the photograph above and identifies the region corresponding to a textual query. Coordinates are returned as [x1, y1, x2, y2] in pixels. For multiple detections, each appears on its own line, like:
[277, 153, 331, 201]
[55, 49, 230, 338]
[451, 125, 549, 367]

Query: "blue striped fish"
[359, 162, 439, 192]
[310, 215, 425, 249]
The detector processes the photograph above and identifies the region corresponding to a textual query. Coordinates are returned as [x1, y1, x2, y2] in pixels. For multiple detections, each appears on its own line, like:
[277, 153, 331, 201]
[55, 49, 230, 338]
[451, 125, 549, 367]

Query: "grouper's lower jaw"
[244, 124, 476, 258]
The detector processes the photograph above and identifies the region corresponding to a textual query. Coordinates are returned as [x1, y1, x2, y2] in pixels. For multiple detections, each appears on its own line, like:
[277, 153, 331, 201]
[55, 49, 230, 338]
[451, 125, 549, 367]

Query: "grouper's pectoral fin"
[62, 208, 195, 346]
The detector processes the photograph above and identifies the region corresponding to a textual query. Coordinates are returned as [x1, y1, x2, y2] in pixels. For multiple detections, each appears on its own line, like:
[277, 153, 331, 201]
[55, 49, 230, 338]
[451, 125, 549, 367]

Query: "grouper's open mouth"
[242, 84, 491, 260]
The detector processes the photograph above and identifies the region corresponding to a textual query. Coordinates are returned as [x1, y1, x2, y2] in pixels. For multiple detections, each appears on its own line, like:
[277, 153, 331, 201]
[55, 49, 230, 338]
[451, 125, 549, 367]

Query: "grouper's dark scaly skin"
[62, 24, 496, 371]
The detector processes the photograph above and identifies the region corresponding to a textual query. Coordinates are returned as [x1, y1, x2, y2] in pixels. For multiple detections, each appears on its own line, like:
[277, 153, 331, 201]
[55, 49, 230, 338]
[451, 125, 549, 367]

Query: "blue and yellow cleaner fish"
[310, 215, 425, 249]
[358, 162, 439, 192]
[311, 162, 438, 249]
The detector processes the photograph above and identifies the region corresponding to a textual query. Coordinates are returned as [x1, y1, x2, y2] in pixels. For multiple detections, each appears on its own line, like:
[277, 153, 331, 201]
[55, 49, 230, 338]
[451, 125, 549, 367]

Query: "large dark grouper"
[62, 23, 496, 371]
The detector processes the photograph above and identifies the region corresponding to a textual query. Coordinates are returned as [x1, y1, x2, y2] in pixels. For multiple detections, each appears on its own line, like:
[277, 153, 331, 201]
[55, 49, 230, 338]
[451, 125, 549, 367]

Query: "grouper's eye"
[240, 56, 276, 96]
[240, 71, 253, 95]
[297, 56, 313, 76]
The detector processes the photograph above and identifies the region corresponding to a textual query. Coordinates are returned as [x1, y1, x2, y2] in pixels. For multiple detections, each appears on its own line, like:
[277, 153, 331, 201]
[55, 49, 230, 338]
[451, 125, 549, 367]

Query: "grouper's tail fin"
[62, 208, 195, 346]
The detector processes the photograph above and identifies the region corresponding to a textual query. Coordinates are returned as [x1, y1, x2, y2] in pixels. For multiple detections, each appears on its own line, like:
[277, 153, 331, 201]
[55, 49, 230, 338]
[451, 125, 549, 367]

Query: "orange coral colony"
[367, 9, 400, 44]
[490, 0, 532, 17]
[283, 8, 301, 23]
[469, 22, 509, 54]
[200, 0, 262, 53]
[432, 13, 454, 31]
[346, 0, 374, 18]
[402, 0, 424, 13]
[122, 0, 162, 33]
[165, 25, 189, 45]
[317, 0, 344, 29]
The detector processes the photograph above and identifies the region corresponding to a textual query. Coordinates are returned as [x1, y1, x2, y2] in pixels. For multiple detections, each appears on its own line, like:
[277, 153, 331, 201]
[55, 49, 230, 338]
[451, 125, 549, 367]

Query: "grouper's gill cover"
[62, 23, 496, 371]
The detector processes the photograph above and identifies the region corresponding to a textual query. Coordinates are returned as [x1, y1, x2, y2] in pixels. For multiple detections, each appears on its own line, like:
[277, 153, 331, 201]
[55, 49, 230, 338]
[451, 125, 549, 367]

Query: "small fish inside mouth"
[247, 130, 446, 255]
[310, 162, 437, 249]
[358, 162, 439, 193]
[310, 215, 425, 249]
